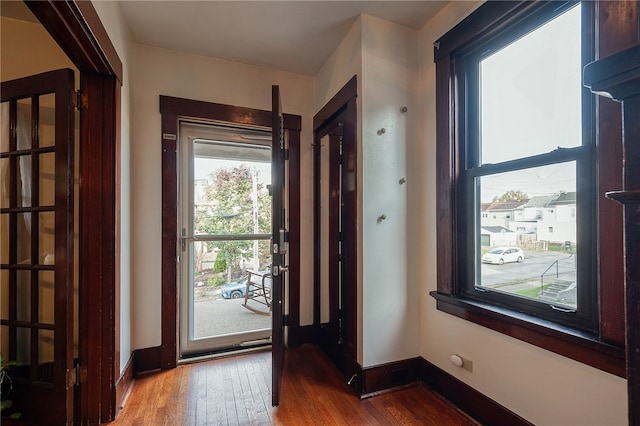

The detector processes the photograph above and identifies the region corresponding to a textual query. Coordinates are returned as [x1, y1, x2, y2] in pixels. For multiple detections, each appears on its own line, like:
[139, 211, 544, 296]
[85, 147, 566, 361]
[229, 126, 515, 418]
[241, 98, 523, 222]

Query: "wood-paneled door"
[271, 85, 287, 407]
[1, 68, 76, 424]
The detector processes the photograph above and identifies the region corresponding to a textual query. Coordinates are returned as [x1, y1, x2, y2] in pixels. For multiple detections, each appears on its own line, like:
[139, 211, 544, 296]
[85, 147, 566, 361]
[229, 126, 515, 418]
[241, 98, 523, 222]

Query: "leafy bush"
[0, 353, 21, 419]
[213, 259, 227, 273]
[207, 275, 224, 287]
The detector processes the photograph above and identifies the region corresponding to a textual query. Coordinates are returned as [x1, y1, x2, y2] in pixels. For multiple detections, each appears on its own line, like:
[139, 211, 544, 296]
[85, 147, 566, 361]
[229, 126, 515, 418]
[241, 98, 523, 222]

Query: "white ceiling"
[118, 1, 448, 76]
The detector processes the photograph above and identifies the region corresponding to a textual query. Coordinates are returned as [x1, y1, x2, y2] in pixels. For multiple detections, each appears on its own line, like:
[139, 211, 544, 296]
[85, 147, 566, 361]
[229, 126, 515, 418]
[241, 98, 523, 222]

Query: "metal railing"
[540, 260, 559, 296]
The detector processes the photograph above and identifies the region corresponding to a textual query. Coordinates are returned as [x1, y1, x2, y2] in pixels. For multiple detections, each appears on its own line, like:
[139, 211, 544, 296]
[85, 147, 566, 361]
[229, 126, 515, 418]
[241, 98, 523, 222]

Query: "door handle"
[272, 265, 289, 276]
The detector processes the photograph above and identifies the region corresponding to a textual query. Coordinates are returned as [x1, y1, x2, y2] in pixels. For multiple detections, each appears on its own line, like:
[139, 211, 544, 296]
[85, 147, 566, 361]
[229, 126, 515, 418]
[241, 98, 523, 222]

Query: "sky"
[479, 4, 581, 202]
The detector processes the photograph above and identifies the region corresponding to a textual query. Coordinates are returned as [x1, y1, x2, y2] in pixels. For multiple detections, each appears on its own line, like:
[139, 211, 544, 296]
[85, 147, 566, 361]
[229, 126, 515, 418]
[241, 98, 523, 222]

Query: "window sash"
[453, 2, 597, 331]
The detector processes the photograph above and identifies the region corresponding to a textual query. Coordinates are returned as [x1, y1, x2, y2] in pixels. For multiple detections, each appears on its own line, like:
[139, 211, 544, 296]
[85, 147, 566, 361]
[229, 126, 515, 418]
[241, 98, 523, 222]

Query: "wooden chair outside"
[242, 270, 272, 315]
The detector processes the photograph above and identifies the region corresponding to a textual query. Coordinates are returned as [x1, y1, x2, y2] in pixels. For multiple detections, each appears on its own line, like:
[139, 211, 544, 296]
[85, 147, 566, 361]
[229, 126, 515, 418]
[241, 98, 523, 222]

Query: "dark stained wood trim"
[313, 75, 357, 132]
[432, 292, 626, 378]
[595, 0, 639, 346]
[73, 1, 124, 83]
[585, 42, 640, 426]
[361, 358, 420, 397]
[24, 1, 123, 423]
[288, 130, 301, 330]
[313, 78, 359, 387]
[25, 0, 123, 83]
[419, 357, 533, 426]
[79, 73, 119, 423]
[133, 346, 163, 373]
[159, 95, 301, 131]
[433, 1, 555, 62]
[161, 113, 178, 370]
[115, 352, 135, 417]
[435, 56, 456, 296]
[160, 96, 302, 364]
[341, 99, 358, 362]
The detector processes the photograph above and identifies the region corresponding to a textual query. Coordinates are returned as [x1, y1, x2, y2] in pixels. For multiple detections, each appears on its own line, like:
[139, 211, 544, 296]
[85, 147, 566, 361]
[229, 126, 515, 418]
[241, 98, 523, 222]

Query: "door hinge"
[283, 148, 290, 161]
[66, 364, 88, 388]
[283, 314, 289, 326]
[71, 90, 88, 110]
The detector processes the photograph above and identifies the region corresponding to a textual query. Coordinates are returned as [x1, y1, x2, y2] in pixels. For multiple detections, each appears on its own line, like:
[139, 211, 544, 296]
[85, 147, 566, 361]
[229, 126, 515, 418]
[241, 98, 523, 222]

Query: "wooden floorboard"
[111, 345, 477, 425]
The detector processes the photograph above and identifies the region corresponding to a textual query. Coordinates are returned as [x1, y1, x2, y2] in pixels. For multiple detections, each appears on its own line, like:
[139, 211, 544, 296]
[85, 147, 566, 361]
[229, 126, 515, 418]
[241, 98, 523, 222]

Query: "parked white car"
[481, 247, 524, 265]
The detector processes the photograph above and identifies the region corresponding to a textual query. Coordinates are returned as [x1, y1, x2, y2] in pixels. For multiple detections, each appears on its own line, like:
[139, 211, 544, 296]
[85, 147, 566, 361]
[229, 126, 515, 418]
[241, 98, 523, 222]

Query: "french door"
[0, 69, 76, 424]
[179, 122, 274, 356]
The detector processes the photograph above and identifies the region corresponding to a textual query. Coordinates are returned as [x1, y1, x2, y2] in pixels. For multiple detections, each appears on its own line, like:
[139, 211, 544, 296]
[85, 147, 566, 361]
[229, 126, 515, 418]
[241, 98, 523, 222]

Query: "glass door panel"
[180, 123, 273, 357]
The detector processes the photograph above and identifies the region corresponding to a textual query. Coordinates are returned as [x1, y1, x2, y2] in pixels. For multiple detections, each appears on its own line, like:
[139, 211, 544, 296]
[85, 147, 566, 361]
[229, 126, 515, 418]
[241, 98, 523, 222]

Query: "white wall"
[91, 0, 134, 375]
[130, 44, 315, 350]
[415, 2, 628, 425]
[315, 16, 363, 362]
[360, 15, 419, 367]
[315, 15, 421, 368]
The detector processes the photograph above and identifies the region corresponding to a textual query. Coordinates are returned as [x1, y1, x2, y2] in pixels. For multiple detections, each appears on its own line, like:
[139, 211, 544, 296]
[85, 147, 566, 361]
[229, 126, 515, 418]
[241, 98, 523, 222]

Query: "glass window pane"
[16, 326, 30, 366]
[39, 93, 56, 148]
[0, 325, 8, 359]
[38, 329, 54, 383]
[193, 140, 272, 236]
[477, 162, 577, 308]
[480, 4, 582, 164]
[17, 154, 32, 208]
[1, 270, 8, 321]
[39, 152, 55, 206]
[0, 157, 8, 209]
[17, 98, 31, 151]
[39, 271, 55, 325]
[192, 239, 271, 339]
[16, 270, 30, 322]
[0, 213, 8, 264]
[17, 212, 31, 264]
[1, 101, 8, 154]
[39, 211, 55, 264]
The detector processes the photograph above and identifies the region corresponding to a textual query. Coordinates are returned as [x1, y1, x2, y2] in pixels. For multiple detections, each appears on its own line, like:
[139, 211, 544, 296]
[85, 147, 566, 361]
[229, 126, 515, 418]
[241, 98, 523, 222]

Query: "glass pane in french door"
[180, 123, 273, 356]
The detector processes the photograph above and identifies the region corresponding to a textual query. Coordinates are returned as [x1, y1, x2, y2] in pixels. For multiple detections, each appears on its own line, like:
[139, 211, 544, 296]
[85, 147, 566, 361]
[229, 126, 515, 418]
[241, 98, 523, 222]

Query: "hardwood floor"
[111, 345, 478, 425]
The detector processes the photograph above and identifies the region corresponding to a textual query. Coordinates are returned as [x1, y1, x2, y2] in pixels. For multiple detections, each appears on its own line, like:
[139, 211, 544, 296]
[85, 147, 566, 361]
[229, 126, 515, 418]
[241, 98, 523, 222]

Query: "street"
[481, 250, 576, 288]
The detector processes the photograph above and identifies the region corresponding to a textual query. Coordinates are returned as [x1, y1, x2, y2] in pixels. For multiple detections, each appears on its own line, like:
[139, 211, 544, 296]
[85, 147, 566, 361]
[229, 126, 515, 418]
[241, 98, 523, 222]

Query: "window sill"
[429, 291, 625, 378]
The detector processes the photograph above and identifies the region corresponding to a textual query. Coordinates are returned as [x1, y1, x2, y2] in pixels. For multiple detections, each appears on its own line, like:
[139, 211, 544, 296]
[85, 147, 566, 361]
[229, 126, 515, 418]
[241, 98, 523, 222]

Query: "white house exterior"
[481, 193, 576, 247]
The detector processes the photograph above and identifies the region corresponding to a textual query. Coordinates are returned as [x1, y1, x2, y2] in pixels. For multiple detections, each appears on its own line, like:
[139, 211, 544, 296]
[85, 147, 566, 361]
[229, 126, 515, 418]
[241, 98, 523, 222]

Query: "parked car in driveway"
[481, 247, 524, 265]
[220, 277, 253, 299]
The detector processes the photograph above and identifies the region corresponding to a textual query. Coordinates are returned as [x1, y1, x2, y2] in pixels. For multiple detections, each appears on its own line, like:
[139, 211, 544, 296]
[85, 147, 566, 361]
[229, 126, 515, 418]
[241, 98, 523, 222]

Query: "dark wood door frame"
[25, 1, 122, 423]
[159, 95, 302, 368]
[313, 76, 359, 390]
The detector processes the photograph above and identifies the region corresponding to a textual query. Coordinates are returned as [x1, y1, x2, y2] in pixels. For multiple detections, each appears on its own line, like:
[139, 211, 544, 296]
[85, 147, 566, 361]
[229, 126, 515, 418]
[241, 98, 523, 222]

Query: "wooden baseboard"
[418, 357, 532, 426]
[115, 353, 135, 416]
[361, 357, 420, 397]
[133, 346, 162, 373]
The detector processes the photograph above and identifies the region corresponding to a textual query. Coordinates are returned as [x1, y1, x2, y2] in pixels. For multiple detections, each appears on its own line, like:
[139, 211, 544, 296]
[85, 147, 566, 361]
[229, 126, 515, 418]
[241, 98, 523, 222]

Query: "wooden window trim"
[432, 0, 632, 378]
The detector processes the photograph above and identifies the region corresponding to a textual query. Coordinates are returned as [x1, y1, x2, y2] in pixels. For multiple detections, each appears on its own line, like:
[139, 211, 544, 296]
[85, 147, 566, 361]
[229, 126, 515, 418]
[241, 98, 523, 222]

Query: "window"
[433, 0, 626, 377]
[458, 2, 595, 328]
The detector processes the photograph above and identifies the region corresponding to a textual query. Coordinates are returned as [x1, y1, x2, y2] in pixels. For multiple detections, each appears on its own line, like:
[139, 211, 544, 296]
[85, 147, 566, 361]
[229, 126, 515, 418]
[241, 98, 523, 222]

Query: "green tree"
[195, 164, 271, 281]
[493, 190, 529, 202]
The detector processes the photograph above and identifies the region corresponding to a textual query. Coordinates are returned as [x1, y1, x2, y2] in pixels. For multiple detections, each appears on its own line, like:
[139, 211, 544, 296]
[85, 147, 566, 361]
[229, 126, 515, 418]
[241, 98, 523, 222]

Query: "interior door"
[0, 69, 75, 424]
[271, 85, 287, 407]
[312, 76, 358, 390]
